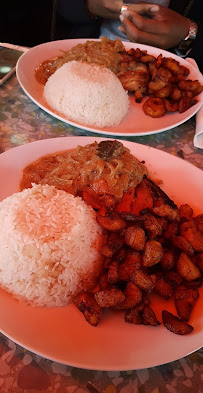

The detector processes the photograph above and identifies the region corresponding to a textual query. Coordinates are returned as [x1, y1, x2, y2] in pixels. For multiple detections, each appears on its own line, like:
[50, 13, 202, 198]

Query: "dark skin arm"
[87, 0, 122, 19]
[119, 3, 190, 49]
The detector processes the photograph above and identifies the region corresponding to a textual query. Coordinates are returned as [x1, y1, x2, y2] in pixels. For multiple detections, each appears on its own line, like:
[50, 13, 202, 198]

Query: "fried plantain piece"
[178, 79, 202, 92]
[131, 270, 156, 292]
[194, 214, 203, 234]
[182, 90, 193, 98]
[120, 211, 145, 222]
[149, 67, 172, 91]
[179, 204, 193, 219]
[177, 252, 201, 281]
[192, 84, 203, 96]
[141, 54, 156, 63]
[152, 203, 180, 221]
[155, 83, 172, 99]
[125, 307, 143, 324]
[163, 57, 181, 75]
[171, 236, 194, 257]
[164, 271, 183, 287]
[164, 221, 179, 239]
[100, 232, 125, 257]
[119, 250, 141, 281]
[160, 250, 176, 271]
[148, 61, 158, 80]
[142, 306, 161, 326]
[170, 86, 182, 102]
[142, 240, 163, 267]
[156, 53, 163, 68]
[127, 47, 143, 60]
[96, 213, 126, 232]
[180, 220, 203, 252]
[162, 310, 193, 335]
[116, 247, 127, 263]
[175, 287, 199, 321]
[143, 214, 163, 239]
[115, 281, 143, 310]
[99, 272, 112, 290]
[94, 288, 125, 308]
[156, 216, 168, 231]
[183, 277, 203, 289]
[99, 243, 115, 258]
[164, 99, 179, 112]
[108, 260, 120, 283]
[178, 96, 197, 113]
[135, 90, 144, 103]
[73, 292, 103, 326]
[155, 278, 174, 299]
[124, 226, 146, 251]
[143, 97, 166, 118]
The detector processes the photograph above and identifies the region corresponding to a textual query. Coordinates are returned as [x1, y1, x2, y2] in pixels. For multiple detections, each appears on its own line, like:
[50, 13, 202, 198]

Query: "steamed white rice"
[44, 60, 129, 127]
[0, 184, 103, 307]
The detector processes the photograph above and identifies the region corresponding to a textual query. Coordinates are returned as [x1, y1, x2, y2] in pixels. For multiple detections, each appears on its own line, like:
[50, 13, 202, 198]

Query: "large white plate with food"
[0, 136, 203, 371]
[16, 39, 203, 137]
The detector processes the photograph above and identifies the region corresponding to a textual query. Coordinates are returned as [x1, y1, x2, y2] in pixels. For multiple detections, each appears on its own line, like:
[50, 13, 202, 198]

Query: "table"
[0, 75, 203, 393]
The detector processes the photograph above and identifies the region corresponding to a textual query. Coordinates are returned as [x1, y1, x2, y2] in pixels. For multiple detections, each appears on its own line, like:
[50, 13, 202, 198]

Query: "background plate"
[16, 39, 203, 137]
[0, 136, 203, 370]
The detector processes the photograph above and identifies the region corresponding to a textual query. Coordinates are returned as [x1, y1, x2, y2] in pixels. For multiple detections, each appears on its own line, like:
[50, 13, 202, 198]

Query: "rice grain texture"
[44, 61, 129, 128]
[0, 184, 103, 307]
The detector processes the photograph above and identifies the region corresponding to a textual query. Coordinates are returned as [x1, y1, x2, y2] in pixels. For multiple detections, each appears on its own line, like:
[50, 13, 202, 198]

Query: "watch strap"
[175, 19, 198, 57]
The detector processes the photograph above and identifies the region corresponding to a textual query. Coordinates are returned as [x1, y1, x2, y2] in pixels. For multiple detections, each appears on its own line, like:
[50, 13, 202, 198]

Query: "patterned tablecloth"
[0, 76, 203, 393]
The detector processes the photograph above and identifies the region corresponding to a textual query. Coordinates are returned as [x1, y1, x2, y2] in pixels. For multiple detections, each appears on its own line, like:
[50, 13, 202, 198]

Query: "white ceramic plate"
[16, 39, 203, 137]
[0, 136, 203, 371]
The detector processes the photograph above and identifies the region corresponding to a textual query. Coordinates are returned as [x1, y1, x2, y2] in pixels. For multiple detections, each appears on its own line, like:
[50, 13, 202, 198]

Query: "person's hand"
[119, 3, 190, 49]
[87, 0, 123, 19]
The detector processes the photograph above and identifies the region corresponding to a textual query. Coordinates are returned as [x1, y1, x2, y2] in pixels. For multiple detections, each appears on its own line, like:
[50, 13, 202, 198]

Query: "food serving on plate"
[43, 61, 129, 128]
[35, 37, 203, 119]
[0, 184, 103, 307]
[0, 140, 203, 336]
[20, 140, 147, 200]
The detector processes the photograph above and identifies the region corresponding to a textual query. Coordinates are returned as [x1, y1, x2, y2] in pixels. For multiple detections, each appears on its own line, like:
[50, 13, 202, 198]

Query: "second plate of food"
[16, 39, 203, 136]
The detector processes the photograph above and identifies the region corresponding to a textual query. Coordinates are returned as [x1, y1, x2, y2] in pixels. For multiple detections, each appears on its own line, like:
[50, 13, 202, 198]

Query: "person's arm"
[58, 0, 122, 22]
[87, 0, 122, 19]
[119, 4, 190, 50]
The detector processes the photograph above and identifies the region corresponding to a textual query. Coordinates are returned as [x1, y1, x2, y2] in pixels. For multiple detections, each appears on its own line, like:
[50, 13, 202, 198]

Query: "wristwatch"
[175, 19, 198, 57]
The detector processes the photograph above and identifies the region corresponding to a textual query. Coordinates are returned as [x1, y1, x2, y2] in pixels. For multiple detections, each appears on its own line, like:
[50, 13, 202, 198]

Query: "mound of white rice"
[44, 60, 129, 127]
[0, 184, 103, 307]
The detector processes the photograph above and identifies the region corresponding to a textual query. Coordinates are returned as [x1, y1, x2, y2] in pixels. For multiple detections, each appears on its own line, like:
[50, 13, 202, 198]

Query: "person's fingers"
[127, 3, 160, 16]
[121, 17, 164, 47]
[120, 10, 162, 34]
[117, 25, 126, 34]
